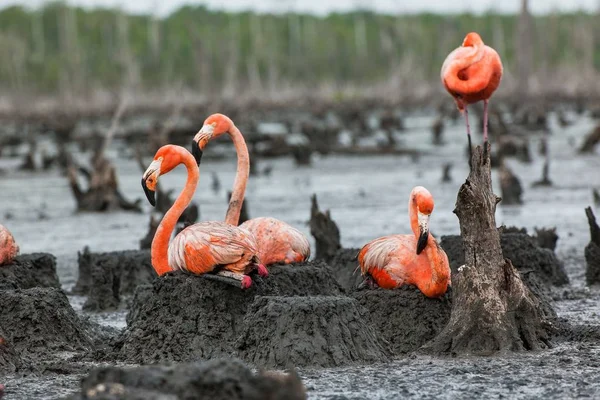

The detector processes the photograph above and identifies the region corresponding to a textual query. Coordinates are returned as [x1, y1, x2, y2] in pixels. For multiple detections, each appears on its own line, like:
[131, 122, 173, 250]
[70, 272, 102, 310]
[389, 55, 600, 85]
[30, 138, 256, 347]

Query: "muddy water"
[1, 111, 600, 399]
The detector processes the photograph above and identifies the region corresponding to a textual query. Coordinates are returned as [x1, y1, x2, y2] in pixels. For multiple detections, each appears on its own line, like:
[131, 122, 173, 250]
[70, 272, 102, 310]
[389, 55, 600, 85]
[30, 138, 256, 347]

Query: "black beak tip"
[416, 231, 429, 255]
[191, 140, 203, 165]
[141, 178, 156, 207]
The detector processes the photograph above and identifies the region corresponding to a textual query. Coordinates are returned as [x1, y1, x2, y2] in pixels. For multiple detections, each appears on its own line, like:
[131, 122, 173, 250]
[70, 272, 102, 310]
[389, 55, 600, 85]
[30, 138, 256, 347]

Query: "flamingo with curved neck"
[357, 186, 450, 298]
[441, 32, 503, 162]
[192, 114, 310, 266]
[0, 224, 19, 266]
[141, 144, 267, 288]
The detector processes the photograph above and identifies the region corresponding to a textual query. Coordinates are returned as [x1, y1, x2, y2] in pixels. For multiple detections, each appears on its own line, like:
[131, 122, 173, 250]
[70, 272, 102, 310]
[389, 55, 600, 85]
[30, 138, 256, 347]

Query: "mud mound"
[238, 296, 389, 368]
[118, 262, 346, 364]
[263, 261, 343, 295]
[125, 284, 153, 327]
[351, 287, 452, 355]
[585, 242, 600, 285]
[74, 248, 153, 295]
[74, 248, 154, 312]
[327, 248, 362, 291]
[117, 272, 261, 364]
[0, 328, 21, 373]
[440, 231, 568, 287]
[0, 287, 92, 363]
[70, 358, 306, 400]
[0, 253, 59, 290]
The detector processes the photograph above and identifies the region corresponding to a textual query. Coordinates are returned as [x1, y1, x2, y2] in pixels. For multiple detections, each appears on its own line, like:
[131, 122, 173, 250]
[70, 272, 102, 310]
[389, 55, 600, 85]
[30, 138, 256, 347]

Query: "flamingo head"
[411, 186, 435, 255]
[141, 145, 183, 206]
[462, 32, 483, 48]
[192, 113, 234, 165]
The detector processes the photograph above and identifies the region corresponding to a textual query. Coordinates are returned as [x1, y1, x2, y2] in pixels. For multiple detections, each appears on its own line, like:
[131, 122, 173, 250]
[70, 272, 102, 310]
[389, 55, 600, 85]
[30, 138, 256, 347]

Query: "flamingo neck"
[151, 150, 199, 275]
[443, 42, 486, 99]
[424, 235, 449, 289]
[225, 124, 249, 226]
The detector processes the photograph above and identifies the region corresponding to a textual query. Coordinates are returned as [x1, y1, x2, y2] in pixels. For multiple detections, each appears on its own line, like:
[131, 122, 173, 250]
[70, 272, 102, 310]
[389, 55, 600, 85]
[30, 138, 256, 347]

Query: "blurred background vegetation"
[0, 1, 598, 98]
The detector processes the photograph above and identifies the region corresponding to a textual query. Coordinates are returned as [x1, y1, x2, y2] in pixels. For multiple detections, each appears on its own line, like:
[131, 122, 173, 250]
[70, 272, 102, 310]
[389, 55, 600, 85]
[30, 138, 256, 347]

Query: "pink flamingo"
[357, 186, 450, 298]
[191, 114, 310, 266]
[441, 32, 503, 161]
[0, 224, 19, 266]
[141, 145, 267, 289]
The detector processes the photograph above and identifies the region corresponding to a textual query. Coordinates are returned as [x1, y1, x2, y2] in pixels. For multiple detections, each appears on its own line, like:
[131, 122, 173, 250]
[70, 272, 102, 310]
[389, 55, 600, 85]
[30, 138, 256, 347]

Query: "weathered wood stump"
[68, 156, 141, 212]
[532, 160, 552, 187]
[585, 207, 600, 285]
[499, 161, 523, 205]
[309, 194, 341, 261]
[423, 145, 552, 355]
[579, 124, 600, 154]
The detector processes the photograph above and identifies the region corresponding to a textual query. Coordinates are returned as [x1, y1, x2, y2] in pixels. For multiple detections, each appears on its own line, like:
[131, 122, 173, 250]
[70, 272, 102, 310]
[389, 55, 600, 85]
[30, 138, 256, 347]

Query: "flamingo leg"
[464, 106, 473, 168]
[483, 99, 489, 159]
[203, 271, 252, 289]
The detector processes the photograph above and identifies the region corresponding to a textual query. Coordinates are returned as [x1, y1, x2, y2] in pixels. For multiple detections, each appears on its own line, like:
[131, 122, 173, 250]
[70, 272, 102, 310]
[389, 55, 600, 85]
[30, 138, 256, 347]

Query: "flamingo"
[0, 224, 19, 266]
[191, 114, 310, 266]
[357, 186, 450, 298]
[141, 144, 268, 289]
[441, 32, 503, 163]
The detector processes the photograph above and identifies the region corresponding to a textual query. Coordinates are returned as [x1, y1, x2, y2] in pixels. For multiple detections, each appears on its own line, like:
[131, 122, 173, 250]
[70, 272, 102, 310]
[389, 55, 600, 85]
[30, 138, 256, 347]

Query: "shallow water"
[1, 110, 600, 399]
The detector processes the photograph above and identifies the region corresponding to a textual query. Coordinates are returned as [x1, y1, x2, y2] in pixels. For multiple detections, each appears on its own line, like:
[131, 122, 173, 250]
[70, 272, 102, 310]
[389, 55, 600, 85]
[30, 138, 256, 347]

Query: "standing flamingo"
[141, 145, 267, 289]
[357, 186, 450, 298]
[441, 32, 503, 163]
[0, 224, 19, 266]
[191, 114, 310, 266]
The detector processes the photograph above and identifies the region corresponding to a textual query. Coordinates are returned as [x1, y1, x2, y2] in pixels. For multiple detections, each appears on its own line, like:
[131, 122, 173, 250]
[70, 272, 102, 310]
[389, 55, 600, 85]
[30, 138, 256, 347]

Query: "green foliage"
[0, 4, 596, 93]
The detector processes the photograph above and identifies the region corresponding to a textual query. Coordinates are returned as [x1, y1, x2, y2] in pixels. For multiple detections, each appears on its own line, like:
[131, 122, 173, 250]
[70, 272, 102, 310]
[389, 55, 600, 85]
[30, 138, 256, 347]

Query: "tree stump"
[585, 207, 600, 285]
[309, 194, 341, 261]
[499, 161, 523, 205]
[579, 124, 600, 154]
[423, 145, 552, 355]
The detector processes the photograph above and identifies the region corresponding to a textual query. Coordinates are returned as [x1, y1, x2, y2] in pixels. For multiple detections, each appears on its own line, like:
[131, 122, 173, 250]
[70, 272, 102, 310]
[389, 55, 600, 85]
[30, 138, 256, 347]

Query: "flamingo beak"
[191, 124, 214, 165]
[142, 158, 162, 207]
[416, 211, 430, 255]
[191, 140, 203, 165]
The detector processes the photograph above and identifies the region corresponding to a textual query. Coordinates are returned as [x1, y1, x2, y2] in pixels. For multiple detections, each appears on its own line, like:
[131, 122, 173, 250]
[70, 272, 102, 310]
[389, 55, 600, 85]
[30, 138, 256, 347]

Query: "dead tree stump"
[309, 194, 341, 261]
[423, 145, 552, 355]
[579, 124, 600, 154]
[499, 161, 523, 205]
[585, 207, 600, 285]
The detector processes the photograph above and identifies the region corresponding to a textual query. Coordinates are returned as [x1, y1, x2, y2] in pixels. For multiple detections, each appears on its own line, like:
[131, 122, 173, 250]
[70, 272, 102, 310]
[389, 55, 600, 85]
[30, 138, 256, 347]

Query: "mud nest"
[73, 248, 154, 311]
[440, 230, 568, 287]
[352, 287, 452, 355]
[69, 358, 306, 400]
[585, 207, 600, 285]
[0, 253, 60, 290]
[117, 263, 346, 364]
[0, 327, 21, 373]
[238, 296, 389, 368]
[0, 287, 92, 366]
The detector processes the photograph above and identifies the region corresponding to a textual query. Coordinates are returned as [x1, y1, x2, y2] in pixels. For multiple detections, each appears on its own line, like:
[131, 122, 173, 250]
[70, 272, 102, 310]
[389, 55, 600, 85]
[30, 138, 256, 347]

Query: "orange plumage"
[358, 187, 450, 298]
[0, 224, 19, 266]
[441, 32, 503, 152]
[192, 114, 310, 267]
[141, 145, 266, 289]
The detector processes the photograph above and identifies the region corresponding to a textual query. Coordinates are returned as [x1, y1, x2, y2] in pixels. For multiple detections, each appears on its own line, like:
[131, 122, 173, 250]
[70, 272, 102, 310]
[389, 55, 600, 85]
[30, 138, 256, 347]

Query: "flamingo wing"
[240, 217, 310, 265]
[169, 221, 258, 275]
[358, 235, 417, 288]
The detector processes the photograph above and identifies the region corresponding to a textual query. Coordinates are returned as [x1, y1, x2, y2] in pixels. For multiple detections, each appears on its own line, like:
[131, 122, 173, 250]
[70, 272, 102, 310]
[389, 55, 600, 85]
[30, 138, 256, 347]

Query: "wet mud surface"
[67, 358, 306, 400]
[0, 111, 599, 399]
